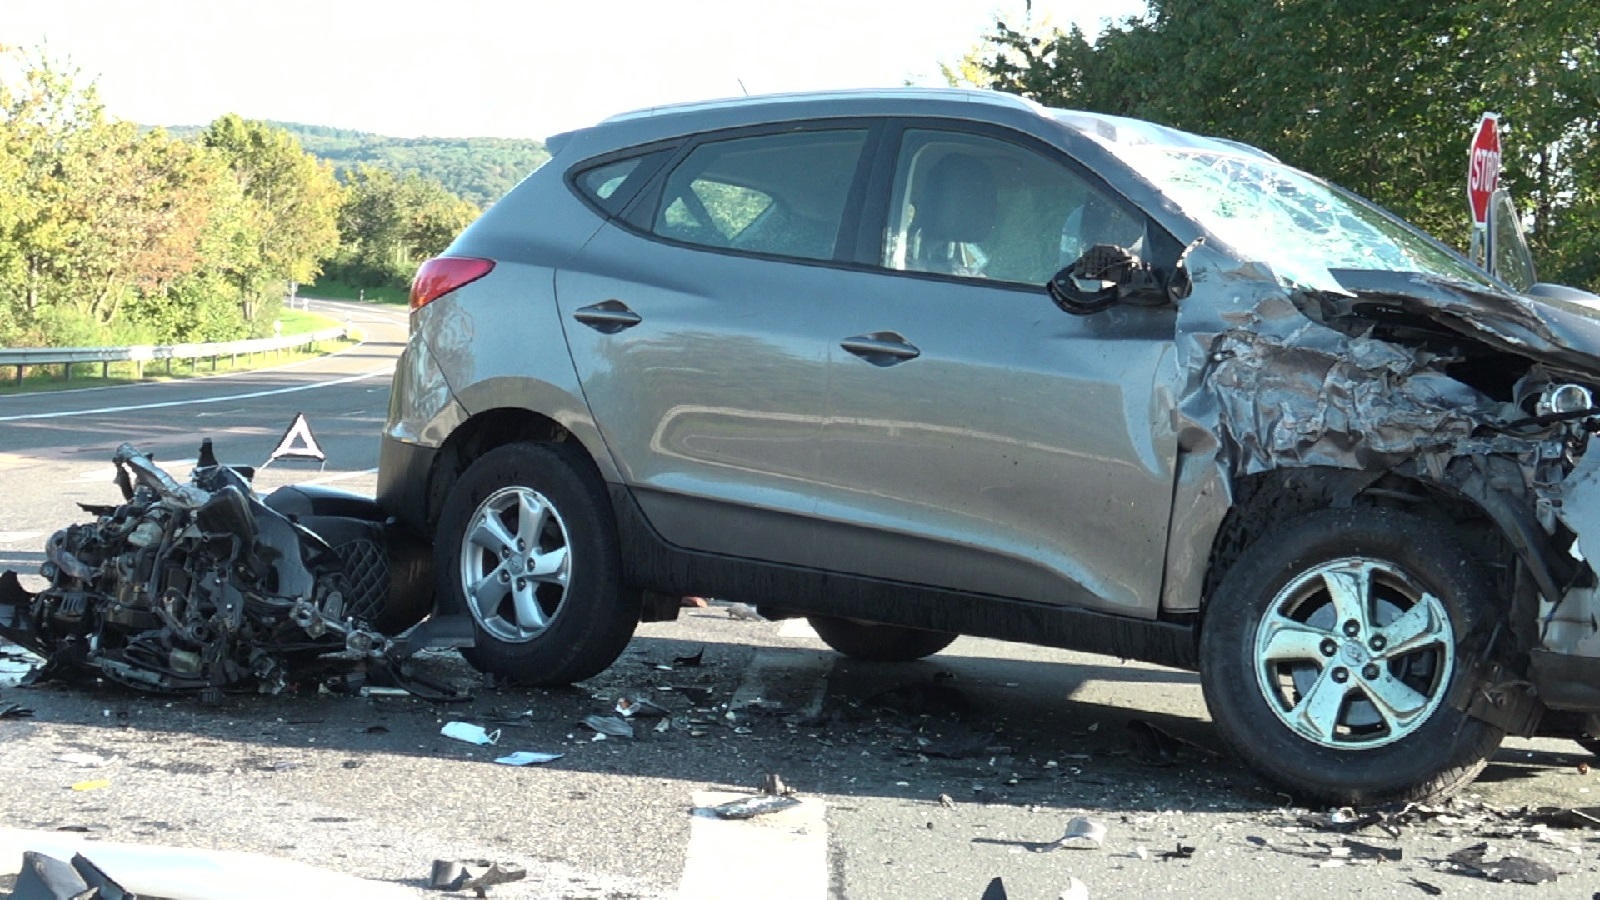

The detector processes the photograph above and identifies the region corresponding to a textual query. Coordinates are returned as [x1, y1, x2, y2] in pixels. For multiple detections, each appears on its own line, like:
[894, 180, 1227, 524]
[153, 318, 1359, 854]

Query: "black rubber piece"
[1199, 507, 1504, 806]
[433, 441, 638, 686]
[807, 615, 958, 662]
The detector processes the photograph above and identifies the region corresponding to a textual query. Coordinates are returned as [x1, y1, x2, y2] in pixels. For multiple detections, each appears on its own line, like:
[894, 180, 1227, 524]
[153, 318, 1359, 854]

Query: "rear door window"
[650, 129, 869, 262]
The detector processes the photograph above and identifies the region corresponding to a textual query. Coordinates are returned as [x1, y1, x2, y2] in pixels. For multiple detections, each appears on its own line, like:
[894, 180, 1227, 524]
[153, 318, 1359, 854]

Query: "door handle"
[840, 332, 920, 366]
[573, 300, 642, 333]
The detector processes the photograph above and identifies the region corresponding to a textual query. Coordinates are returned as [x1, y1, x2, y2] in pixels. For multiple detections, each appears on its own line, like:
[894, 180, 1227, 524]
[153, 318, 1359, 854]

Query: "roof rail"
[600, 87, 1044, 125]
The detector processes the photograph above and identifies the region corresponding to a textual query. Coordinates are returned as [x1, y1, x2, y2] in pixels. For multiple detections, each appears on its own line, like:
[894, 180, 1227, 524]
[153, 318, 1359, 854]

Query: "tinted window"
[883, 129, 1145, 285]
[652, 130, 868, 262]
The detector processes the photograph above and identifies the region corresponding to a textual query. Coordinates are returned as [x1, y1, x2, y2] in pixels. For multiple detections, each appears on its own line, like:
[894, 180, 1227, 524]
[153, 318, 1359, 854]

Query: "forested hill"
[166, 122, 550, 207]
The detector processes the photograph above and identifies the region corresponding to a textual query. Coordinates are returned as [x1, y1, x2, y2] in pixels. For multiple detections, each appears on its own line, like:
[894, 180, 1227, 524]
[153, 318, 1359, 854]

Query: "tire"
[808, 616, 958, 662]
[433, 441, 638, 686]
[1199, 508, 1504, 806]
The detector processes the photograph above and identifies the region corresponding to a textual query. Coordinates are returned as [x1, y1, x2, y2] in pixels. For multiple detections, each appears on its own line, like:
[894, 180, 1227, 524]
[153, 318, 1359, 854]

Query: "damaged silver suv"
[379, 88, 1600, 804]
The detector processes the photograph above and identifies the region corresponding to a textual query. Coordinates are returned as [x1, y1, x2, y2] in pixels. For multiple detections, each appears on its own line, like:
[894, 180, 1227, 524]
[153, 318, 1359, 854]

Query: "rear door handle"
[573, 300, 642, 333]
[840, 332, 920, 366]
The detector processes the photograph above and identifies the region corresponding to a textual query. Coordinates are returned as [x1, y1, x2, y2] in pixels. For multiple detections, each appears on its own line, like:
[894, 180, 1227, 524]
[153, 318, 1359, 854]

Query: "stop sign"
[1468, 112, 1501, 228]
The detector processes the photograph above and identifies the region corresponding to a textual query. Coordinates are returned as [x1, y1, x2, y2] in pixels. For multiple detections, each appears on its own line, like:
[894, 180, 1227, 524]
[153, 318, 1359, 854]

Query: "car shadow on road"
[0, 632, 1590, 826]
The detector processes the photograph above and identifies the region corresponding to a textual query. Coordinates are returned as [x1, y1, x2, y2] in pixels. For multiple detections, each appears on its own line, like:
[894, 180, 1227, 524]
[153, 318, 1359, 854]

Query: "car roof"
[553, 87, 1259, 164]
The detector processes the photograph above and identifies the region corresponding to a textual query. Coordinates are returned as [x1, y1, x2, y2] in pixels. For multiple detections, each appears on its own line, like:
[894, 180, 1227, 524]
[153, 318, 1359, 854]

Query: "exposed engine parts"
[0, 441, 467, 700]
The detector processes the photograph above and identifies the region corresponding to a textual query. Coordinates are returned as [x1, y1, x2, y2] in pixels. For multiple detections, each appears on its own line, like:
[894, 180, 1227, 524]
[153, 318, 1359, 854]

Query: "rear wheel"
[1200, 508, 1504, 805]
[434, 441, 638, 686]
[808, 616, 958, 662]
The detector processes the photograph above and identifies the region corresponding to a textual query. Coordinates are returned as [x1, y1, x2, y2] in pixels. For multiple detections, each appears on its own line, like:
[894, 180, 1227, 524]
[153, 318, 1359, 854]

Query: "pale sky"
[5, 0, 1146, 141]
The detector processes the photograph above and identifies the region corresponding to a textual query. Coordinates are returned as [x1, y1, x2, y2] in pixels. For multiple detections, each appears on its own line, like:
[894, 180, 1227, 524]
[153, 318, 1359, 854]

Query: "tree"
[201, 114, 343, 318]
[965, 0, 1600, 289]
[331, 165, 479, 289]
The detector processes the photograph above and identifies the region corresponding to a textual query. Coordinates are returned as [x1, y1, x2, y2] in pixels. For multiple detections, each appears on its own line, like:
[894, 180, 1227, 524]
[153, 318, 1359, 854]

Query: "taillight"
[409, 257, 495, 311]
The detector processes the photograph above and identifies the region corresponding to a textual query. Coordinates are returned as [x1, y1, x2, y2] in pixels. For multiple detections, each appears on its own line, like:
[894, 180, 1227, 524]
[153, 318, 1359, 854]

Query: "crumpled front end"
[1166, 247, 1600, 728]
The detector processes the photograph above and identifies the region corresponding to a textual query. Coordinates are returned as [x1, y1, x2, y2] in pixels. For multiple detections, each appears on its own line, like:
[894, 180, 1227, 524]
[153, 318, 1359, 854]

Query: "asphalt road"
[3, 299, 1600, 899]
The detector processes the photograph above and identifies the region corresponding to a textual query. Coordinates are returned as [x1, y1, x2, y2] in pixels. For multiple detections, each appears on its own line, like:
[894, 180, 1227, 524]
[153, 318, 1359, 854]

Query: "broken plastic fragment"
[581, 715, 635, 738]
[55, 753, 109, 767]
[705, 794, 802, 819]
[1406, 878, 1443, 896]
[1046, 816, 1107, 850]
[440, 721, 500, 745]
[69, 779, 109, 791]
[615, 696, 670, 718]
[1482, 856, 1558, 884]
[1058, 877, 1089, 900]
[1159, 843, 1196, 860]
[726, 603, 764, 621]
[494, 751, 563, 766]
[673, 648, 705, 667]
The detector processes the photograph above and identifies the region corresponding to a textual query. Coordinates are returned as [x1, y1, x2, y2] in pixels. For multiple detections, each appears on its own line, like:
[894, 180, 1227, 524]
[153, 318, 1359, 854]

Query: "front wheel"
[433, 441, 638, 686]
[808, 616, 958, 662]
[1200, 508, 1504, 806]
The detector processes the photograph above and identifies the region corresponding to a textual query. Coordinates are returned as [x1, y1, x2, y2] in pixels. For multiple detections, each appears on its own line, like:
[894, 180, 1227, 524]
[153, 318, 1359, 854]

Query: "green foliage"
[167, 121, 550, 208]
[966, 1, 1600, 289]
[0, 48, 347, 348]
[327, 165, 479, 289]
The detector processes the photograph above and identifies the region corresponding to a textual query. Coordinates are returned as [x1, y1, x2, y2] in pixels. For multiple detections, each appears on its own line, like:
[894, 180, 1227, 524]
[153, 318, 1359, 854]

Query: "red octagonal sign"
[1468, 112, 1501, 228]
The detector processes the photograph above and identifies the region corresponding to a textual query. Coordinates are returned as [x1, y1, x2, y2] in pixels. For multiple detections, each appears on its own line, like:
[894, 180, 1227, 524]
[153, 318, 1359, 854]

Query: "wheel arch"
[1199, 465, 1534, 625]
[423, 407, 613, 531]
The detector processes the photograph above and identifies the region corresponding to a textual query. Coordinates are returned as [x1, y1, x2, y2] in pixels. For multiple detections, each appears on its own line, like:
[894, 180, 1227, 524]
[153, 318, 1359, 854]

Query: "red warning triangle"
[267, 412, 326, 464]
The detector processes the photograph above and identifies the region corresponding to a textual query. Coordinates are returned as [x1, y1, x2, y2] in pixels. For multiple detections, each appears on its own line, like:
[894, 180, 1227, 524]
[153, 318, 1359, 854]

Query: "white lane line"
[0, 337, 378, 400]
[0, 369, 393, 423]
[777, 618, 820, 640]
[679, 792, 827, 900]
[730, 647, 832, 719]
[295, 467, 378, 486]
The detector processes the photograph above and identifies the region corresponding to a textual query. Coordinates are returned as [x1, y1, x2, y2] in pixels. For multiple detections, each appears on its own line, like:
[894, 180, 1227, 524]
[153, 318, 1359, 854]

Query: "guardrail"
[0, 326, 350, 386]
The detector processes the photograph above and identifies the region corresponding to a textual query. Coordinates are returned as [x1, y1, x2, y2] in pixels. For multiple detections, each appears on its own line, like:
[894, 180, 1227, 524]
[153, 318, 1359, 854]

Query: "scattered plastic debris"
[440, 722, 501, 746]
[55, 753, 109, 768]
[725, 603, 764, 621]
[672, 648, 705, 667]
[1445, 842, 1560, 884]
[939, 793, 956, 809]
[760, 773, 792, 796]
[429, 859, 528, 895]
[581, 715, 635, 739]
[10, 849, 133, 900]
[1046, 816, 1107, 850]
[980, 875, 1008, 900]
[0, 701, 33, 719]
[1406, 878, 1444, 896]
[69, 779, 109, 791]
[1058, 877, 1089, 900]
[615, 696, 670, 718]
[494, 751, 564, 766]
[360, 686, 411, 698]
[705, 794, 802, 820]
[1159, 843, 1196, 861]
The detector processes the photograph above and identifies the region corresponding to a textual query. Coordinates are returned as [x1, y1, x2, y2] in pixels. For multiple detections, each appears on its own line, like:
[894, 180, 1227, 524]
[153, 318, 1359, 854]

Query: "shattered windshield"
[1114, 144, 1494, 294]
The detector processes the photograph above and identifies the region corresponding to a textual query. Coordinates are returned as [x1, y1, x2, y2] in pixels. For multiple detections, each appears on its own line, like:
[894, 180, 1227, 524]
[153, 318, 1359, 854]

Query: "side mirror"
[1048, 244, 1170, 316]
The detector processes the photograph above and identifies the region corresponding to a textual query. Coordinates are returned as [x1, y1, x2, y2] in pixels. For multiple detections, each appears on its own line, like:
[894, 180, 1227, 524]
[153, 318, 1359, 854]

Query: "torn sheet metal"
[0, 441, 462, 700]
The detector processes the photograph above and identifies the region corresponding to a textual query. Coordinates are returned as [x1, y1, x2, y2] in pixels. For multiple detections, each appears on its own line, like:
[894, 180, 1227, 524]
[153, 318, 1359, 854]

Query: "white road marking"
[730, 647, 832, 719]
[678, 792, 828, 900]
[777, 618, 820, 640]
[0, 369, 393, 423]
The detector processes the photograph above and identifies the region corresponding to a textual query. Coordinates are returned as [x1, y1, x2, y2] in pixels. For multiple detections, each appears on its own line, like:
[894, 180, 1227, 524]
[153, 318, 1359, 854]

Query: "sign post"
[1467, 112, 1501, 268]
